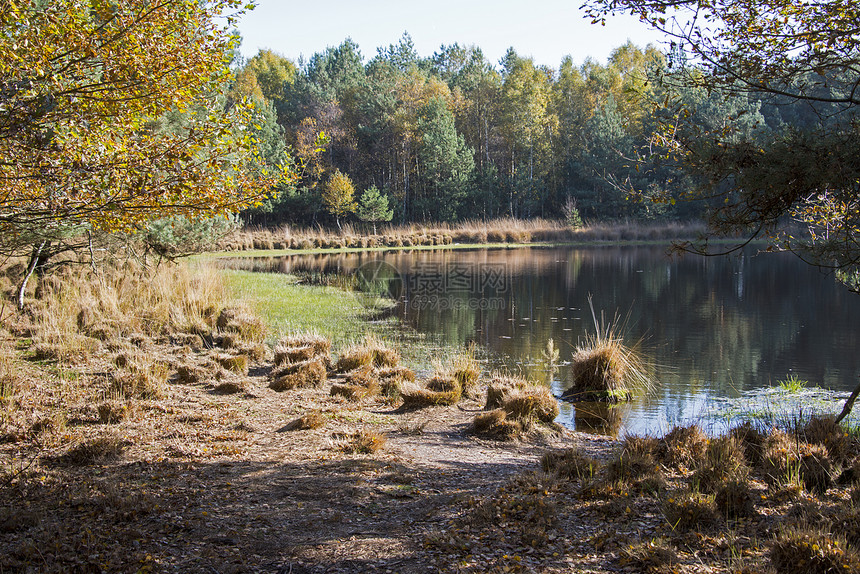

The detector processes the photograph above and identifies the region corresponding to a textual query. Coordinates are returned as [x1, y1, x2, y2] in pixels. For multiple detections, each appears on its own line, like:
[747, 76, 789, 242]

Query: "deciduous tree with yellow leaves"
[0, 0, 292, 305]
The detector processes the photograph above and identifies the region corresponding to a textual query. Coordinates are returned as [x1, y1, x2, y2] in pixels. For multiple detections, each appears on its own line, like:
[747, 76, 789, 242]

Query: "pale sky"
[235, 0, 667, 70]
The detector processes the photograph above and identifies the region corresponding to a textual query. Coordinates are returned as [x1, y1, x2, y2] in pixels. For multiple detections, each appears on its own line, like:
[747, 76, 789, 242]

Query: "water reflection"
[221, 245, 860, 435]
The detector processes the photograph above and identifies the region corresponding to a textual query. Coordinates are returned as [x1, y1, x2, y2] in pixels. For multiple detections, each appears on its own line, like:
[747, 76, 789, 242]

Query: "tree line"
[231, 33, 832, 228]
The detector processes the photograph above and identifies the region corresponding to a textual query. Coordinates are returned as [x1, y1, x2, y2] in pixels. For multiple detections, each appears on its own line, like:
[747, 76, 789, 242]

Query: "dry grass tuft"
[658, 424, 709, 471]
[400, 378, 463, 408]
[214, 353, 250, 376]
[110, 361, 169, 400]
[334, 336, 399, 373]
[342, 430, 386, 454]
[730, 421, 768, 466]
[330, 383, 373, 401]
[799, 443, 834, 494]
[661, 490, 718, 531]
[335, 344, 373, 372]
[770, 526, 860, 574]
[541, 448, 601, 480]
[175, 364, 205, 385]
[714, 480, 756, 520]
[473, 409, 522, 440]
[97, 400, 134, 424]
[213, 380, 248, 395]
[803, 416, 852, 465]
[567, 332, 651, 402]
[283, 410, 326, 431]
[216, 306, 266, 343]
[269, 358, 327, 391]
[691, 435, 749, 493]
[485, 375, 529, 409]
[606, 450, 666, 494]
[622, 435, 660, 458]
[502, 387, 559, 423]
[377, 365, 415, 397]
[617, 538, 677, 573]
[61, 436, 126, 465]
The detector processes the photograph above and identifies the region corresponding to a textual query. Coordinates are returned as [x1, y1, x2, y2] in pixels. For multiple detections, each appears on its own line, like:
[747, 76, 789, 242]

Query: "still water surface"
[228, 245, 860, 436]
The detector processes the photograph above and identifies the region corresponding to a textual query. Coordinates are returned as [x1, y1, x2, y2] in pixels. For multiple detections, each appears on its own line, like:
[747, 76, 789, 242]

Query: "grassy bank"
[219, 218, 709, 253]
[220, 269, 390, 346]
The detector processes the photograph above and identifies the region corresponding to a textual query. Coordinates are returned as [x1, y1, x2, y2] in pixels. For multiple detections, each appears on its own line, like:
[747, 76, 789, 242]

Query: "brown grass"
[770, 526, 860, 574]
[485, 374, 531, 409]
[473, 409, 523, 440]
[342, 430, 386, 454]
[60, 435, 127, 465]
[283, 410, 326, 431]
[221, 219, 708, 253]
[274, 332, 332, 366]
[658, 424, 709, 471]
[269, 358, 327, 391]
[400, 380, 462, 408]
[540, 448, 601, 480]
[502, 387, 559, 423]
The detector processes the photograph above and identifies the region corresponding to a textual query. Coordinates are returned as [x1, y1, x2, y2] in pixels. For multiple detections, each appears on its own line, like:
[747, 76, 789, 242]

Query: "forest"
[231, 33, 845, 228]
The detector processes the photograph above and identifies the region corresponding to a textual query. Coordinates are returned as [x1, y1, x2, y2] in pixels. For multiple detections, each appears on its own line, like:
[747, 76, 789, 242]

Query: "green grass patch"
[778, 374, 807, 393]
[221, 270, 395, 346]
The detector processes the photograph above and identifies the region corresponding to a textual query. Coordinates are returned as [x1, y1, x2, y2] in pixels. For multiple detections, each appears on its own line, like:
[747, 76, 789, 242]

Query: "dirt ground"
[2, 332, 855, 574]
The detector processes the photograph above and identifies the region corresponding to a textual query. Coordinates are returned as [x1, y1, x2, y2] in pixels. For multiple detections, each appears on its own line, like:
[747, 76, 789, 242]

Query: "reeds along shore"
[217, 219, 708, 252]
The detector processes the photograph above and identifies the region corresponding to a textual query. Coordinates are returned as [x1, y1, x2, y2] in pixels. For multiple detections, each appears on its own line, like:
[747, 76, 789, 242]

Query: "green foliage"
[357, 186, 393, 233]
[142, 215, 239, 261]
[583, 0, 860, 283]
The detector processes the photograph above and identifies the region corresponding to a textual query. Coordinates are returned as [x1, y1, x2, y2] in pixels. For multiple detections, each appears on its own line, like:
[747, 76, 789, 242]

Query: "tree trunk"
[835, 378, 860, 424]
[17, 241, 47, 310]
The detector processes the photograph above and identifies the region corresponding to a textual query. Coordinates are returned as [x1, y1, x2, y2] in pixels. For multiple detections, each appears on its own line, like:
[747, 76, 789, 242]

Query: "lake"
[224, 245, 860, 436]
